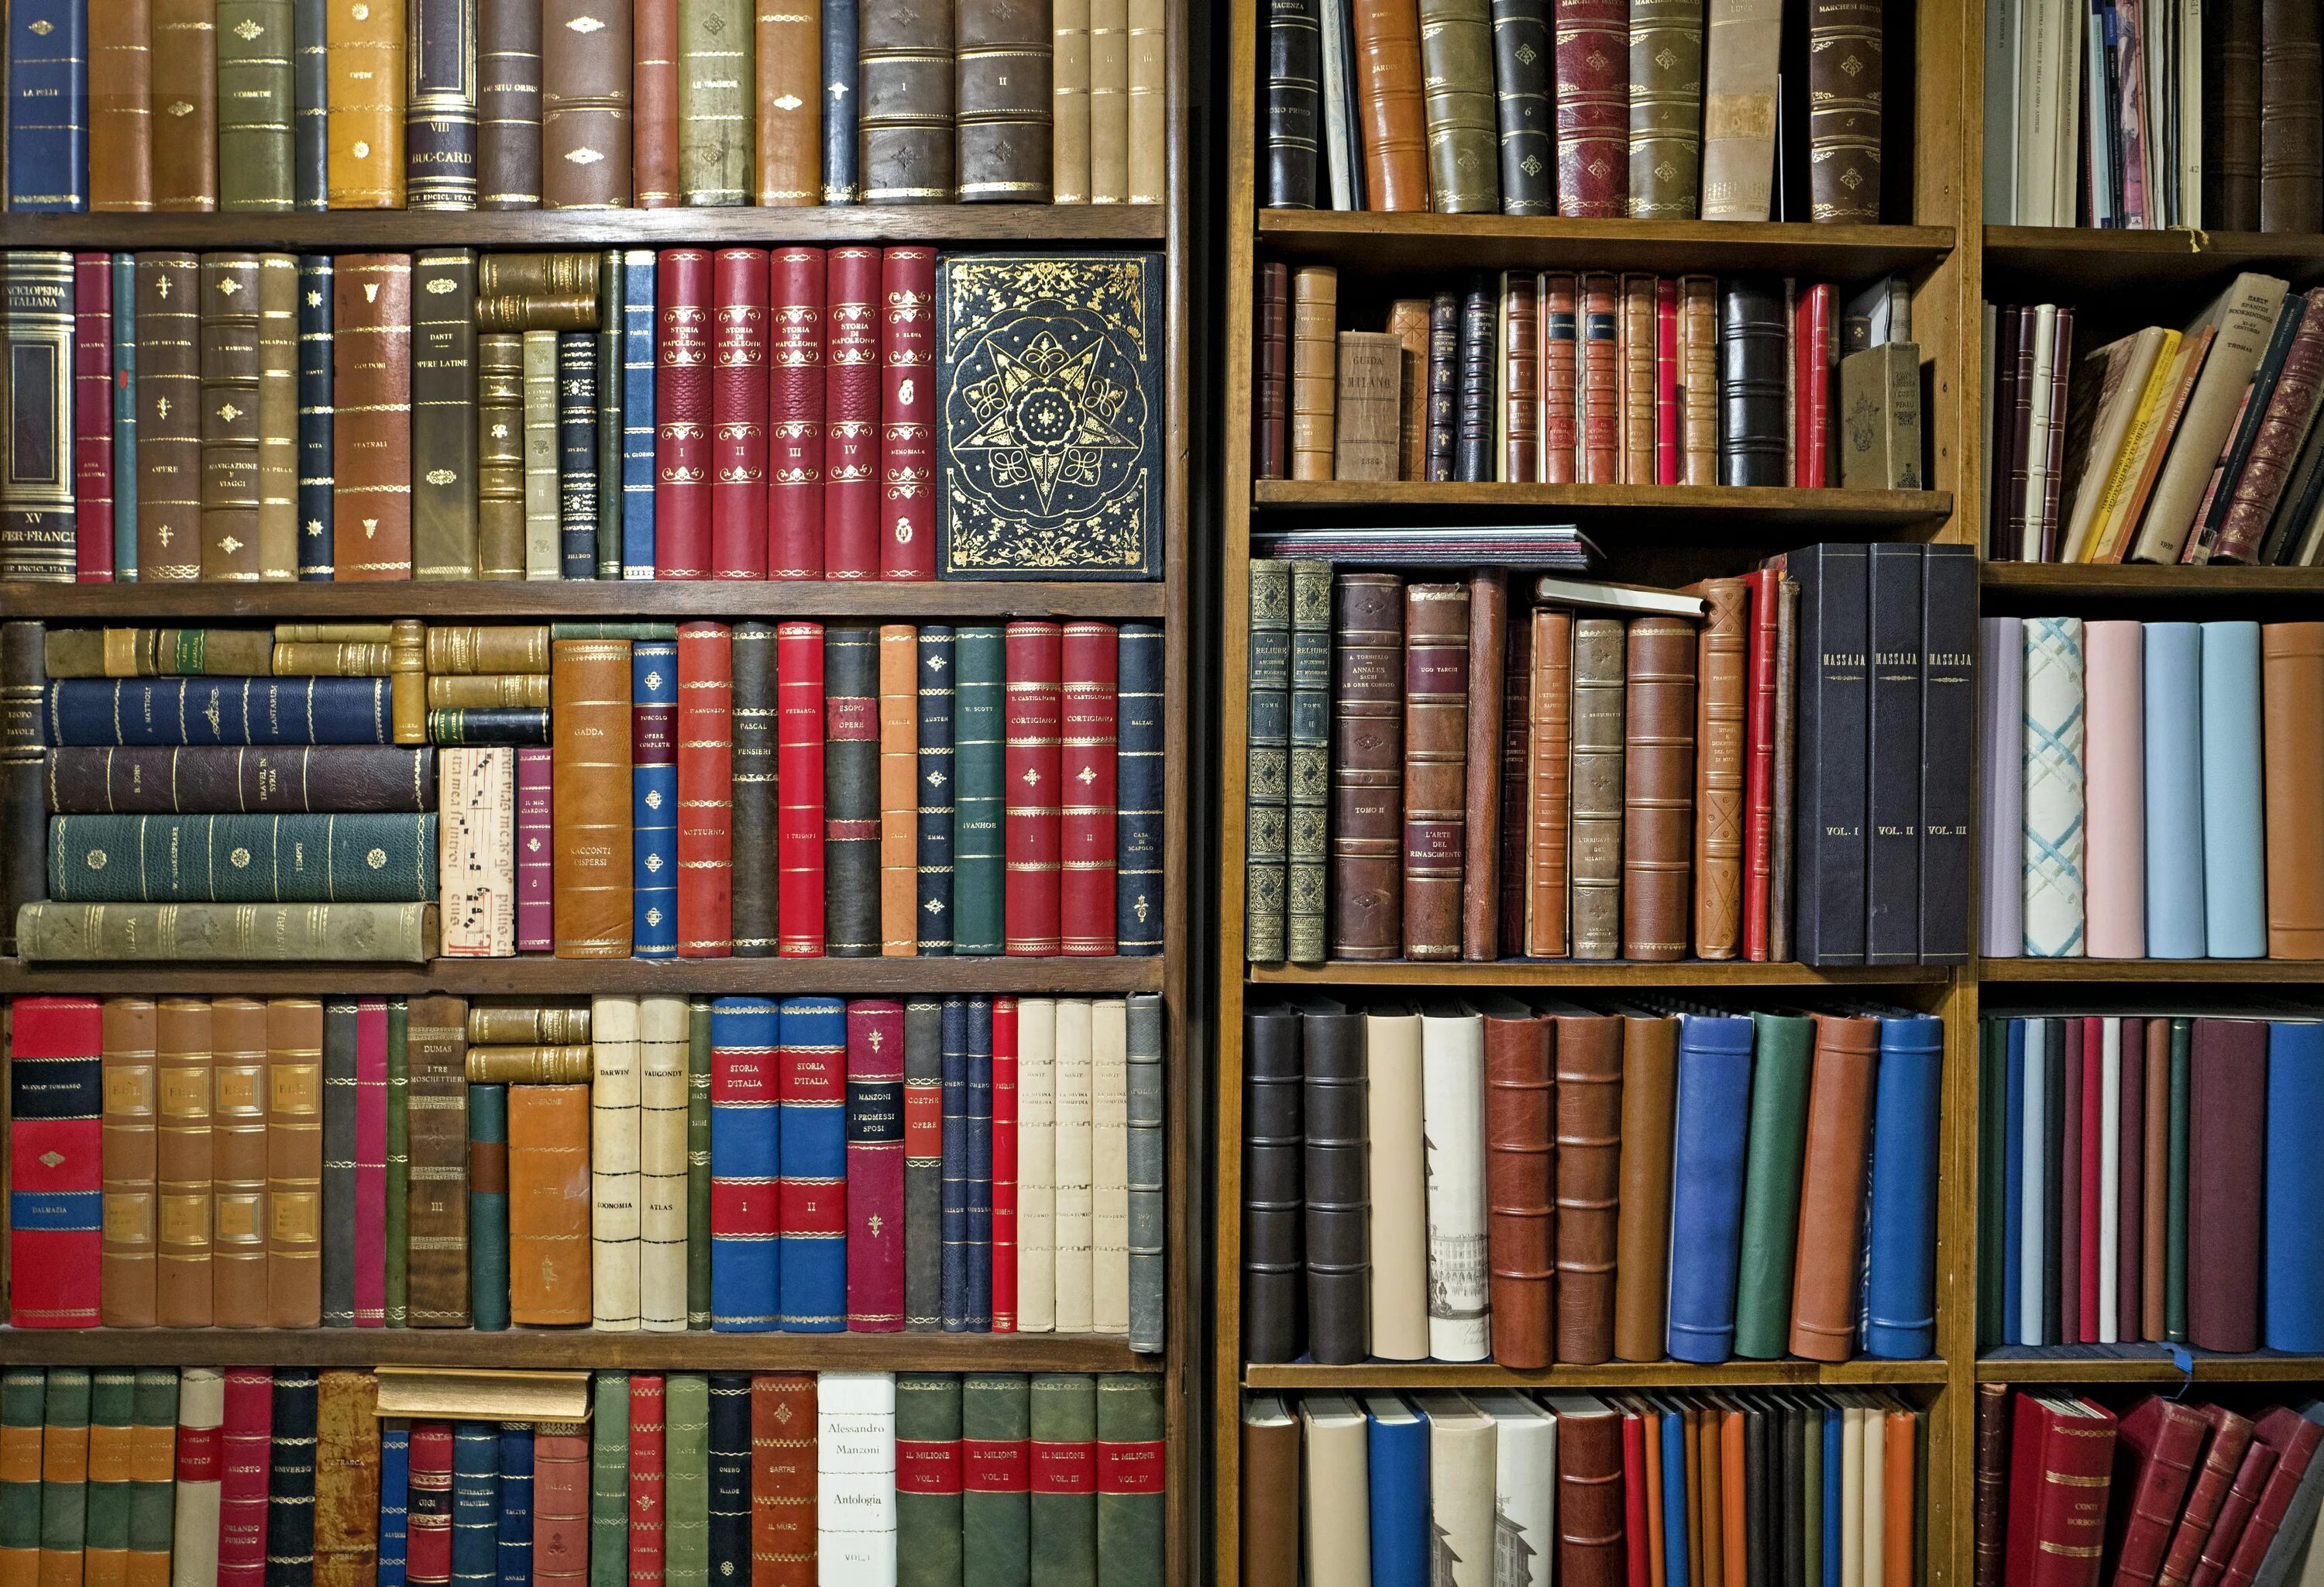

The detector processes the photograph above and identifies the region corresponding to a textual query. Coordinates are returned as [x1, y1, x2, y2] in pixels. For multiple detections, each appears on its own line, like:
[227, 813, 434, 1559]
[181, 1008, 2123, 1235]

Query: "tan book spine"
[1291, 266, 1339, 481]
[390, 619, 428, 745]
[327, 0, 409, 208]
[1053, 0, 1092, 202]
[1689, 580, 1748, 959]
[465, 1046, 595, 1083]
[466, 1006, 592, 1045]
[154, 996, 214, 1328]
[476, 333, 528, 580]
[271, 642, 394, 676]
[1331, 332, 1404, 483]
[1620, 616, 1697, 961]
[1622, 274, 1658, 484]
[1700, 0, 1780, 219]
[206, 997, 270, 1328]
[752, 2, 820, 205]
[552, 638, 634, 957]
[426, 674, 552, 709]
[879, 625, 920, 957]
[91, 0, 156, 212]
[1680, 275, 1720, 486]
[1125, 0, 1164, 203]
[590, 995, 641, 1331]
[100, 998, 161, 1329]
[1568, 616, 1627, 960]
[1526, 608, 1575, 958]
[258, 256, 301, 580]
[1364, 1009, 1430, 1358]
[264, 997, 325, 1327]
[508, 1084, 594, 1325]
[426, 625, 552, 674]
[1088, 0, 1129, 201]
[1387, 298, 1432, 481]
[312, 1373, 380, 1587]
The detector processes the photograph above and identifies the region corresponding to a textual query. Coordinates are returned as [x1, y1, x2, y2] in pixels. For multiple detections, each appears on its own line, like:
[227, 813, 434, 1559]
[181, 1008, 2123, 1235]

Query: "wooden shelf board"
[0, 958, 1165, 997]
[1250, 960, 1951, 986]
[0, 1327, 1158, 1372]
[1251, 480, 1954, 531]
[1245, 1359, 1949, 1390]
[0, 580, 1166, 622]
[1975, 1351, 2324, 1384]
[0, 207, 1166, 251]
[1984, 225, 2324, 292]
[1256, 212, 1956, 277]
[1978, 959, 2324, 983]
[1981, 563, 2324, 599]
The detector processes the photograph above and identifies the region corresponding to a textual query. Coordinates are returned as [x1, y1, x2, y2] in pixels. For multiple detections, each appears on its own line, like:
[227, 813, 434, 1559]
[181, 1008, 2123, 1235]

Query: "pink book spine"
[845, 999, 906, 1331]
[72, 253, 113, 583]
[355, 999, 388, 1326]
[2080, 1018, 2102, 1343]
[2082, 621, 2148, 957]
[517, 747, 554, 952]
[1622, 1412, 1650, 1587]
[776, 621, 827, 955]
[822, 246, 882, 580]
[767, 245, 827, 580]
[1655, 278, 1679, 486]
[217, 1369, 273, 1587]
[878, 246, 937, 580]
[991, 997, 1019, 1333]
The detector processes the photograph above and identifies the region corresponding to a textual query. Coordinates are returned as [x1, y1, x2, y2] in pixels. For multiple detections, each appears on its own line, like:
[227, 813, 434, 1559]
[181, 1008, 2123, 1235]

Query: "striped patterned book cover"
[845, 1000, 906, 1332]
[708, 998, 779, 1332]
[776, 997, 846, 1333]
[632, 640, 679, 959]
[5, 996, 101, 1327]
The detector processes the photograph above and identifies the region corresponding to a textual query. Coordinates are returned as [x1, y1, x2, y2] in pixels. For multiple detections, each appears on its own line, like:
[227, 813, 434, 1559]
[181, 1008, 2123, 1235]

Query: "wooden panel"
[1257, 212, 1956, 277]
[1253, 480, 1955, 531]
[1978, 959, 2324, 983]
[1975, 1351, 2324, 1384]
[1246, 1359, 1950, 1389]
[1250, 961, 1950, 986]
[0, 583, 1169, 622]
[1984, 225, 2324, 296]
[0, 958, 1164, 998]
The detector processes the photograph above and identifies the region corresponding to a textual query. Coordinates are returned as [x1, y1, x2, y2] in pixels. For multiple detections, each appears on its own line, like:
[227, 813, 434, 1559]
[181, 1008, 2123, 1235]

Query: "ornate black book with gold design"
[934, 253, 1164, 580]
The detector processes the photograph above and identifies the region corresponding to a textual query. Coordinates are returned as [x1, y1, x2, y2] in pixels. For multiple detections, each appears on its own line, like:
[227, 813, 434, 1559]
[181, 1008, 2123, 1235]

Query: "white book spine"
[1089, 997, 1129, 1335]
[1862, 1406, 1886, 1587]
[437, 747, 515, 956]
[2099, 1017, 2121, 1341]
[170, 1368, 225, 1587]
[590, 994, 642, 1331]
[1420, 1011, 1491, 1362]
[1052, 997, 1095, 1334]
[1015, 998, 1057, 1334]
[1298, 1400, 1374, 1584]
[1491, 1406, 1558, 1583]
[816, 1372, 897, 1587]
[638, 994, 690, 1332]
[1367, 1011, 1431, 1361]
[1316, 0, 1354, 210]
[2022, 305, 2058, 559]
[1842, 1406, 1867, 1587]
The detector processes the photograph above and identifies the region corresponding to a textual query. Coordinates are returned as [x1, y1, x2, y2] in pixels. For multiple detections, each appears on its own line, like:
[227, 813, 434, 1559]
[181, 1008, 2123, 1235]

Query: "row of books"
[2, 0, 1167, 213]
[7, 991, 1165, 1347]
[1985, 1388, 2324, 1587]
[1239, 1000, 1941, 1368]
[1978, 618, 2324, 962]
[1239, 1387, 1922, 1587]
[1987, 277, 2324, 566]
[1243, 549, 1975, 969]
[1258, 0, 1891, 223]
[1983, 0, 2319, 232]
[1975, 1014, 2324, 1357]
[0, 247, 1163, 585]
[2, 618, 1166, 962]
[1257, 266, 1923, 491]
[0, 1365, 1168, 1587]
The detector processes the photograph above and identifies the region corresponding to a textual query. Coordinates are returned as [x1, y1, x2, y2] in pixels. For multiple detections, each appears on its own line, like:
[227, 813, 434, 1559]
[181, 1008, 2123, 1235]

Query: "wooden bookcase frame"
[0, 22, 1202, 1585]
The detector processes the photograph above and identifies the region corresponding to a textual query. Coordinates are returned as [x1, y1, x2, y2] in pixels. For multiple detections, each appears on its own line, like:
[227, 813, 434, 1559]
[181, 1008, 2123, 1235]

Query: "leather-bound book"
[2160, 1406, 2259, 1587]
[198, 255, 266, 583]
[1553, 1009, 1622, 1362]
[1263, 0, 1322, 208]
[402, 997, 469, 1327]
[1629, 0, 1703, 216]
[675, 625, 735, 959]
[1455, 281, 1495, 480]
[1863, 542, 1923, 963]
[1717, 277, 1786, 486]
[90, 1, 156, 212]
[2259, 0, 2322, 232]
[1700, 0, 1780, 219]
[2209, 0, 2263, 231]
[1388, 297, 1432, 479]
[1403, 582, 1471, 959]
[1333, 331, 1404, 481]
[1569, 616, 1627, 959]
[1247, 561, 1290, 964]
[5, 997, 101, 1330]
[1621, 274, 1657, 482]
[1255, 263, 1290, 480]
[1679, 274, 1717, 483]
[1418, 0, 1497, 210]
[1689, 580, 1747, 959]
[1622, 616, 1698, 961]
[776, 622, 827, 956]
[766, 246, 826, 578]
[99, 998, 160, 1328]
[634, 0, 679, 206]
[1126, 0, 1165, 205]
[878, 627, 920, 955]
[1501, 274, 1541, 483]
[748, 1376, 815, 1577]
[821, 625, 882, 957]
[1807, 0, 1880, 219]
[1290, 267, 1339, 480]
[879, 245, 939, 580]
[311, 1373, 378, 1587]
[1003, 621, 1065, 955]
[1061, 621, 1119, 956]
[823, 247, 882, 580]
[1286, 569, 1333, 966]
[476, 333, 524, 578]
[844, 1002, 906, 1328]
[957, 0, 1052, 199]
[1302, 1002, 1372, 1363]
[507, 1085, 591, 1325]
[0, 625, 41, 940]
[325, 0, 405, 207]
[409, 250, 479, 580]
[676, 0, 754, 206]
[1525, 608, 1574, 956]
[1054, 0, 1092, 202]
[821, 2, 862, 204]
[1426, 289, 1460, 479]
[2263, 623, 2324, 956]
[551, 637, 634, 957]
[266, 1371, 321, 1585]
[1578, 273, 1620, 484]
[154, 996, 214, 1327]
[1492, 0, 1554, 213]
[477, 0, 542, 208]
[218, 0, 295, 212]
[1459, 570, 1507, 958]
[151, 0, 220, 210]
[727, 624, 779, 955]
[1549, 1397, 1625, 1586]
[2188, 1019, 2267, 1352]
[1611, 1012, 1676, 1358]
[1481, 1003, 1553, 1367]
[1332, 572, 1405, 958]
[1088, 0, 1128, 203]
[1786, 1012, 1877, 1359]
[654, 249, 712, 580]
[1791, 541, 1868, 966]
[1241, 1007, 1305, 1362]
[208, 997, 270, 1328]
[2219, 288, 2324, 563]
[541, 0, 631, 206]
[405, 0, 478, 209]
[253, 256, 299, 580]
[1351, 0, 1428, 208]
[1538, 274, 1578, 481]
[1554, 0, 1628, 215]
[134, 253, 203, 582]
[861, 1, 956, 201]
[2111, 1397, 2212, 1587]
[753, 0, 820, 205]
[294, 255, 335, 578]
[709, 248, 768, 579]
[331, 256, 413, 580]
[556, 326, 597, 577]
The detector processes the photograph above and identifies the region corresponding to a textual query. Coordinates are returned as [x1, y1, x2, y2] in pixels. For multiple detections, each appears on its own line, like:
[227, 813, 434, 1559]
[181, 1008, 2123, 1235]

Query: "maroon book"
[1003, 621, 1064, 956]
[73, 253, 112, 583]
[676, 621, 734, 958]
[517, 746, 553, 952]
[628, 1375, 666, 1585]
[2160, 1408, 2259, 1587]
[776, 621, 827, 956]
[711, 247, 770, 580]
[768, 245, 827, 580]
[655, 248, 713, 580]
[2060, 1014, 2082, 1345]
[6, 996, 103, 1328]
[2224, 1411, 2324, 1587]
[1059, 621, 1118, 955]
[879, 246, 937, 580]
[1553, 0, 1628, 217]
[2110, 1395, 2211, 1587]
[406, 1422, 455, 1587]
[2004, 1395, 2119, 1587]
[845, 999, 906, 1331]
[1482, 1006, 1553, 1368]
[2188, 1019, 2268, 1354]
[2080, 1016, 2102, 1344]
[823, 246, 882, 580]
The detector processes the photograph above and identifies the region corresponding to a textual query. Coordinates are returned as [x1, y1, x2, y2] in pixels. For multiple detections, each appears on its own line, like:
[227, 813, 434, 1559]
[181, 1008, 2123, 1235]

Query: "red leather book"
[531, 1422, 592, 1587]
[1503, 271, 1539, 484]
[6, 995, 102, 1327]
[655, 249, 714, 580]
[218, 1370, 271, 1587]
[405, 1423, 456, 1587]
[677, 621, 735, 958]
[1741, 568, 1780, 961]
[2112, 1396, 2213, 1587]
[712, 248, 771, 580]
[1580, 273, 1621, 484]
[845, 999, 906, 1332]
[1482, 1005, 1554, 1368]
[1621, 1410, 1651, 1587]
[1655, 278, 1679, 486]
[2160, 1407, 2259, 1587]
[767, 246, 826, 580]
[2223, 1410, 2324, 1587]
[2061, 1016, 2082, 1344]
[991, 997, 1018, 1332]
[878, 246, 937, 580]
[2080, 1017, 2102, 1344]
[775, 621, 827, 955]
[822, 246, 882, 581]
[750, 1375, 816, 1586]
[1496, 611, 1534, 959]
[1003, 621, 1065, 956]
[73, 253, 113, 583]
[1553, 0, 1628, 216]
[2187, 1019, 2267, 1353]
[1793, 284, 1834, 488]
[2192, 1443, 2282, 1587]
[1059, 621, 1119, 956]
[1554, 1399, 1625, 1587]
[1539, 272, 1578, 484]
[2003, 1394, 2120, 1587]
[629, 1375, 667, 1587]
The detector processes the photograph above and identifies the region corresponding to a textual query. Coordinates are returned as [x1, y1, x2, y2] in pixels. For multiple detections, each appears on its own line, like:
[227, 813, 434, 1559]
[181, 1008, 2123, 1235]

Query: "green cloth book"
[1731, 1013, 1813, 1360]
[387, 998, 410, 1327]
[2168, 1017, 2192, 1343]
[686, 999, 713, 1331]
[589, 1373, 628, 1587]
[0, 1368, 44, 1575]
[952, 628, 1006, 954]
[82, 1371, 134, 1575]
[215, 0, 295, 213]
[1094, 1375, 1163, 1587]
[663, 1375, 710, 1587]
[1029, 1375, 1096, 1587]
[896, 1375, 963, 1587]
[38, 1368, 88, 1572]
[962, 1375, 1030, 1587]
[468, 1083, 510, 1332]
[1975, 1020, 2006, 1351]
[128, 1371, 178, 1577]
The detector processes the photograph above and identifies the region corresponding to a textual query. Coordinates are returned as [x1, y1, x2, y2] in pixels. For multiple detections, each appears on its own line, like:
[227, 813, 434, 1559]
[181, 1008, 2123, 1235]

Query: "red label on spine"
[174, 1424, 222, 1483]
[1033, 1441, 1096, 1495]
[962, 1438, 1030, 1493]
[1098, 1441, 1168, 1494]
[896, 1440, 962, 1494]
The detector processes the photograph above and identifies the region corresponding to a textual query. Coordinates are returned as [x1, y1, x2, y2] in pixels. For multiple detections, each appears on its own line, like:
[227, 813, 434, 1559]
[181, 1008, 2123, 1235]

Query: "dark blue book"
[109, 254, 135, 579]
[291, 0, 328, 209]
[2267, 1019, 2324, 1351]
[706, 1375, 751, 1585]
[933, 255, 1164, 580]
[820, 0, 859, 202]
[1821, 1408, 1842, 1587]
[1363, 1395, 1428, 1587]
[621, 250, 656, 580]
[776, 996, 846, 1333]
[45, 677, 394, 745]
[494, 1425, 532, 1587]
[595, 254, 621, 579]
[1865, 543, 1923, 966]
[1862, 1013, 1943, 1358]
[951, 628, 1004, 952]
[378, 1420, 410, 1587]
[468, 1083, 509, 1331]
[321, 1000, 358, 1326]
[1918, 542, 1977, 964]
[1666, 1013, 1755, 1364]
[710, 997, 779, 1331]
[940, 994, 971, 1329]
[633, 639, 679, 959]
[295, 256, 333, 578]
[966, 996, 992, 1331]
[916, 625, 954, 954]
[47, 812, 438, 903]
[5, 1, 86, 211]
[2003, 1019, 2025, 1344]
[266, 1371, 319, 1587]
[1116, 622, 1164, 954]
[1792, 542, 1871, 966]
[1660, 1406, 1690, 1587]
[450, 1425, 499, 1587]
[558, 330, 596, 579]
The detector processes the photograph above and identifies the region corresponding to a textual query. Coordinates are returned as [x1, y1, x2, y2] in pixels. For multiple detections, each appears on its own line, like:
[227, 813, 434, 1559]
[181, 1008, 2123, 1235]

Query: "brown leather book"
[1239, 1399, 1300, 1585]
[478, 0, 544, 209]
[156, 996, 215, 1328]
[314, 1373, 381, 1587]
[754, 2, 821, 205]
[541, 0, 634, 207]
[404, 996, 471, 1327]
[1689, 580, 1748, 959]
[1332, 572, 1407, 959]
[1402, 582, 1472, 960]
[326, 0, 407, 208]
[1552, 1397, 1628, 1587]
[1483, 1004, 1556, 1368]
[552, 638, 635, 957]
[1787, 1012, 1879, 1361]
[199, 256, 266, 583]
[634, 0, 680, 207]
[1526, 608, 1575, 957]
[101, 997, 161, 1328]
[1569, 616, 1626, 960]
[1807, 0, 1882, 221]
[1612, 1011, 1678, 1360]
[1332, 332, 1404, 483]
[1621, 617, 1697, 961]
[956, 0, 1054, 200]
[1680, 276, 1719, 486]
[257, 256, 300, 580]
[2261, 622, 2324, 956]
[332, 256, 414, 580]
[1628, 0, 1703, 218]
[508, 1083, 593, 1325]
[1255, 263, 1290, 481]
[2260, 0, 2323, 232]
[265, 998, 325, 1328]
[91, 0, 156, 211]
[1291, 267, 1340, 482]
[208, 997, 270, 1328]
[1351, 0, 1430, 209]
[2210, 0, 2264, 230]
[860, 0, 957, 202]
[1460, 570, 1508, 961]
[476, 333, 527, 580]
[136, 251, 204, 582]
[1621, 274, 1657, 484]
[1387, 298, 1432, 480]
[1553, 1009, 1623, 1364]
[151, 0, 219, 210]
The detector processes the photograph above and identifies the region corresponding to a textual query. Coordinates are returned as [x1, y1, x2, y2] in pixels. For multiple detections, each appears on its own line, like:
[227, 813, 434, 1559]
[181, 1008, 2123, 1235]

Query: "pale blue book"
[2200, 621, 2267, 957]
[2144, 624, 2207, 959]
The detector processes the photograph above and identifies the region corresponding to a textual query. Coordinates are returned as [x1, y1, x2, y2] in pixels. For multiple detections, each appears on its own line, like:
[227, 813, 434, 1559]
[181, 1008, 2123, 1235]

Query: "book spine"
[493, 1425, 531, 1587]
[353, 1002, 387, 1327]
[776, 997, 847, 1333]
[595, 256, 624, 578]
[708, 998, 779, 1331]
[821, 0, 862, 202]
[515, 746, 552, 952]
[1263, 0, 1322, 206]
[404, 0, 477, 210]
[5, 1, 88, 212]
[1244, 561, 1289, 962]
[746, 1376, 814, 1580]
[676, 623, 734, 958]
[954, 627, 1006, 954]
[1580, 273, 1620, 484]
[653, 249, 712, 580]
[551, 638, 633, 957]
[955, 0, 1050, 201]
[631, 641, 680, 960]
[1865, 544, 1924, 962]
[905, 1000, 945, 1331]
[1004, 621, 1065, 956]
[1793, 542, 1872, 965]
[1622, 616, 1697, 961]
[685, 1003, 712, 1328]
[846, 1000, 908, 1331]
[98, 998, 159, 1329]
[775, 621, 827, 955]
[879, 246, 938, 579]
[539, 0, 627, 206]
[89, 2, 153, 215]
[823, 247, 882, 581]
[1629, 0, 1704, 216]
[1329, 572, 1404, 957]
[822, 624, 881, 956]
[325, 0, 404, 206]
[1920, 545, 1976, 962]
[878, 626, 919, 955]
[968, 999, 995, 1331]
[753, 2, 818, 205]
[917, 627, 957, 954]
[329, 256, 412, 580]
[1554, 0, 1629, 214]
[264, 1372, 318, 1587]
[1402, 583, 1470, 959]
[583, 1377, 624, 1587]
[1125, 993, 1164, 1351]
[727, 625, 777, 956]
[704, 1379, 748, 1587]
[709, 249, 768, 580]
[2, 255, 78, 582]
[767, 246, 825, 580]
[556, 330, 597, 579]
[628, 1379, 666, 1587]
[1807, 0, 1882, 219]
[941, 998, 971, 1329]
[1061, 622, 1119, 956]
[590, 997, 642, 1332]
[71, 255, 113, 583]
[1115, 624, 1164, 955]
[474, 0, 539, 208]
[402, 997, 468, 1327]
[1490, 0, 1554, 212]
[288, 257, 333, 579]
[676, 0, 751, 204]
[620, 252, 657, 577]
[992, 998, 1019, 1332]
[466, 1083, 509, 1330]
[218, 1370, 271, 1587]
[8, 997, 104, 1327]
[108, 256, 136, 579]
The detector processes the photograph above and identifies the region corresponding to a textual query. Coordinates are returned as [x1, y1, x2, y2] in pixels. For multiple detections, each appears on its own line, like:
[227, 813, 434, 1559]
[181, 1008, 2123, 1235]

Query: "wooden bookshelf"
[1252, 479, 1956, 530]
[1976, 959, 2324, 983]
[1246, 1359, 1951, 1390]
[0, 582, 1171, 622]
[1255, 212, 1958, 277]
[0, 959, 1168, 999]
[1248, 960, 1951, 987]
[1982, 225, 2324, 294]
